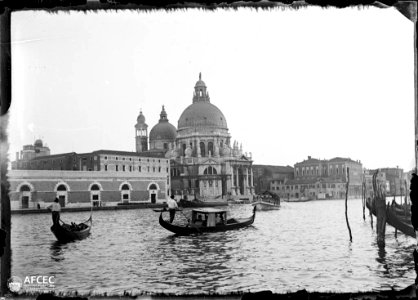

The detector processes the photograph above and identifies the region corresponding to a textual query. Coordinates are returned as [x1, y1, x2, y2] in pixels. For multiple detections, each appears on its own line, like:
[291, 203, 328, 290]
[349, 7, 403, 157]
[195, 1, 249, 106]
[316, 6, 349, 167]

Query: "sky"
[7, 6, 416, 171]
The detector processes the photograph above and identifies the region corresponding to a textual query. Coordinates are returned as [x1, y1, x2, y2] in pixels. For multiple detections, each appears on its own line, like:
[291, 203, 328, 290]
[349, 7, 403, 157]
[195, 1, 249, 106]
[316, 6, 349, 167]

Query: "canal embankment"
[11, 201, 229, 215]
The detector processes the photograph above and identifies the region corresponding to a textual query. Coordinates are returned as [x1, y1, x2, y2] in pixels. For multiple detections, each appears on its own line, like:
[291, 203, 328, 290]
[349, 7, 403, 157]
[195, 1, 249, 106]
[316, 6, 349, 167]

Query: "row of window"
[103, 164, 168, 173]
[296, 165, 348, 176]
[19, 183, 159, 192]
[103, 156, 167, 164]
[271, 183, 345, 191]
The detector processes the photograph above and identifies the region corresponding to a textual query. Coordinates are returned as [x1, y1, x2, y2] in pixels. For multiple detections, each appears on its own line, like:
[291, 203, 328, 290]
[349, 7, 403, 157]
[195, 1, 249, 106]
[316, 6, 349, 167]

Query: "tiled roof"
[328, 157, 360, 164]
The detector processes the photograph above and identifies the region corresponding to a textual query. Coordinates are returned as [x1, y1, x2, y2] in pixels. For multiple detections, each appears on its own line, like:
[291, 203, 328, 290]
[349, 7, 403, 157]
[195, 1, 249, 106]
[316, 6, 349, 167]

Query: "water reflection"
[50, 241, 66, 262]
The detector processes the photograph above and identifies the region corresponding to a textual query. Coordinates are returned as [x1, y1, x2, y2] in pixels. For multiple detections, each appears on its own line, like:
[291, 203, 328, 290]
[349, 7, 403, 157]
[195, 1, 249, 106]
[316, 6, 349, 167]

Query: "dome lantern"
[178, 74, 228, 131]
[193, 72, 210, 103]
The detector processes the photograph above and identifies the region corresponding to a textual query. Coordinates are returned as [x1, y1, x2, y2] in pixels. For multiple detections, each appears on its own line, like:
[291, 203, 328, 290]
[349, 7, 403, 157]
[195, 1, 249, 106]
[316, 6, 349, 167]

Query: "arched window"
[200, 142, 206, 157]
[149, 184, 157, 190]
[203, 166, 217, 175]
[19, 184, 32, 209]
[20, 185, 31, 192]
[90, 184, 101, 207]
[90, 184, 100, 191]
[208, 142, 214, 156]
[57, 184, 67, 191]
[120, 183, 131, 202]
[182, 144, 186, 156]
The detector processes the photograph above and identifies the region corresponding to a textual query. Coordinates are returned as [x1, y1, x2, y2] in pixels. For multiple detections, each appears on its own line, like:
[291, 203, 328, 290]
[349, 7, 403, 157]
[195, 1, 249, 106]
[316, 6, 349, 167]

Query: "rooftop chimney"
[308, 156, 311, 160]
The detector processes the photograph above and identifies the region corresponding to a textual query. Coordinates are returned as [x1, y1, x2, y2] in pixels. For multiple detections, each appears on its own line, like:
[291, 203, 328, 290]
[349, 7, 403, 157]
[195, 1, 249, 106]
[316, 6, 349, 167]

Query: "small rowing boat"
[158, 206, 256, 235]
[51, 215, 92, 243]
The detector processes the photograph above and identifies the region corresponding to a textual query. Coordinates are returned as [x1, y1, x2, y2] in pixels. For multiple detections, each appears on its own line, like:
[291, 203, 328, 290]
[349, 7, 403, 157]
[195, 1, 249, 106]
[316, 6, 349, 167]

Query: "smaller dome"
[34, 139, 43, 147]
[149, 123, 177, 140]
[149, 106, 177, 141]
[137, 110, 146, 124]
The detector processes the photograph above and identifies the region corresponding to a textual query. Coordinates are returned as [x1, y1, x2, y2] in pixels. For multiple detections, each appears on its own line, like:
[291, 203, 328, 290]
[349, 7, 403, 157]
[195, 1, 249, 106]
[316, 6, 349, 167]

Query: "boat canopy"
[191, 208, 228, 227]
[192, 208, 227, 214]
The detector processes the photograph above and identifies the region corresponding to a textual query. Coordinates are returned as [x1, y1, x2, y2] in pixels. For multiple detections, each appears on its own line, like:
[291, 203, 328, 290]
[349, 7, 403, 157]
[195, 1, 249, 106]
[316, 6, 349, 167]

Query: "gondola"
[51, 215, 92, 243]
[366, 198, 415, 238]
[159, 206, 256, 235]
[386, 205, 415, 238]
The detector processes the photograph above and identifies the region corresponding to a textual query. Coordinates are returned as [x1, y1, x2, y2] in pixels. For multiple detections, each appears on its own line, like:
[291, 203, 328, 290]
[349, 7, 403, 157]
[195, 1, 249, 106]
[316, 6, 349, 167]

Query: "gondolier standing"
[48, 198, 61, 227]
[167, 195, 178, 223]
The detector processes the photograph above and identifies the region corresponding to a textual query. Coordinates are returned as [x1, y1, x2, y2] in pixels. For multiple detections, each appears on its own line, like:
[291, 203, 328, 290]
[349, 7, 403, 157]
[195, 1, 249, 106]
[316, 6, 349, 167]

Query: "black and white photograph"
[1, 2, 417, 299]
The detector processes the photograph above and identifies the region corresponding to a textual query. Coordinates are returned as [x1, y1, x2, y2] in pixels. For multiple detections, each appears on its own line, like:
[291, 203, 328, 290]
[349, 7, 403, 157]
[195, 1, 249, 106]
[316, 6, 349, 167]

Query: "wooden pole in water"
[345, 167, 352, 242]
[374, 170, 386, 247]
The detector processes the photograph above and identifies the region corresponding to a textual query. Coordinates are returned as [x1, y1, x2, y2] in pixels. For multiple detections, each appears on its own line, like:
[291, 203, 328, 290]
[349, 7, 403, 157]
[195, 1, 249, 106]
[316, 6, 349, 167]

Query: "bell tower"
[135, 110, 148, 152]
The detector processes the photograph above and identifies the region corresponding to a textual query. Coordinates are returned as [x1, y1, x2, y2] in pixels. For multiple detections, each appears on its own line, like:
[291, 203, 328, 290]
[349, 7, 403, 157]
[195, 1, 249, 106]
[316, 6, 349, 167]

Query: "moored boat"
[51, 216, 92, 243]
[366, 197, 415, 238]
[159, 206, 256, 235]
[386, 205, 415, 238]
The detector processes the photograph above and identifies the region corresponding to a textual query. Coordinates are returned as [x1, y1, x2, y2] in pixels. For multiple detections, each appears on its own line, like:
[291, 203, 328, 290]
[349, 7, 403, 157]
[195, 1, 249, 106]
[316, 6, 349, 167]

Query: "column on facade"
[231, 166, 236, 196]
[244, 167, 249, 195]
[196, 138, 201, 158]
[236, 166, 240, 196]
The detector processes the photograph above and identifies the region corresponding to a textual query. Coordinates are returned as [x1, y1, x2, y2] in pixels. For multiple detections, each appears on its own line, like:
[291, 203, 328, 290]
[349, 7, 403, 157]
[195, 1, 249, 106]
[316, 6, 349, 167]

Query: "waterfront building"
[252, 165, 294, 195]
[8, 169, 168, 209]
[136, 74, 254, 200]
[279, 156, 363, 200]
[379, 167, 404, 196]
[10, 144, 170, 209]
[10, 73, 253, 209]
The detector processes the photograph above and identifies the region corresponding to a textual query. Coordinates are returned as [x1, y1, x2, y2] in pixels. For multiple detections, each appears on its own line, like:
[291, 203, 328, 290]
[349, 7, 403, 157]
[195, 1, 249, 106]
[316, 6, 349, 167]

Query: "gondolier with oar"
[48, 198, 61, 227]
[166, 194, 178, 223]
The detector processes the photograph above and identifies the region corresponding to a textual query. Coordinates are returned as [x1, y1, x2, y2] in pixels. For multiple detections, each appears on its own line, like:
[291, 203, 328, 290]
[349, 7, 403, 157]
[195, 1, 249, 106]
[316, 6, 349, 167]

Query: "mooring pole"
[374, 170, 386, 247]
[345, 167, 352, 242]
[410, 174, 418, 287]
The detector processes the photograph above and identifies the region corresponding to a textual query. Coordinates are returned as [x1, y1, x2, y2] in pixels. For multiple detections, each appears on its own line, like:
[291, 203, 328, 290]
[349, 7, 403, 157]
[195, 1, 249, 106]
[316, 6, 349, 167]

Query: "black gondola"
[158, 206, 256, 235]
[366, 198, 415, 238]
[51, 215, 92, 243]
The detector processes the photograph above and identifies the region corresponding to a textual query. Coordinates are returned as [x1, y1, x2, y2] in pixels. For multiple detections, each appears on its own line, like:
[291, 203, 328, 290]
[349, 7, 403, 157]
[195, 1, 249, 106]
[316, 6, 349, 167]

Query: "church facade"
[137, 74, 254, 200]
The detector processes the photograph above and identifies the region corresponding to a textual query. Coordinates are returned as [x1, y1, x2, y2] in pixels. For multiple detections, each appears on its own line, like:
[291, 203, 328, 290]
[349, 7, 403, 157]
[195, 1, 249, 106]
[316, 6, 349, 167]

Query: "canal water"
[11, 198, 416, 296]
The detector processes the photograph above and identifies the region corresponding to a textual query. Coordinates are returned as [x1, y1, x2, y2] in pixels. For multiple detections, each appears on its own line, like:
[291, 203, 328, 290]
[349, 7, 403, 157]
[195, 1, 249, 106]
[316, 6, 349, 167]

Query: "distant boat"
[51, 215, 92, 243]
[283, 197, 313, 203]
[158, 206, 256, 235]
[252, 200, 280, 211]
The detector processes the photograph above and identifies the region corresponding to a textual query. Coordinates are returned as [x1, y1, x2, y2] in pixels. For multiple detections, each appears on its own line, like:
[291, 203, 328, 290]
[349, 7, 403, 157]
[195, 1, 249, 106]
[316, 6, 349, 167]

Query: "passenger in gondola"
[195, 215, 204, 227]
[48, 198, 61, 227]
[167, 194, 178, 223]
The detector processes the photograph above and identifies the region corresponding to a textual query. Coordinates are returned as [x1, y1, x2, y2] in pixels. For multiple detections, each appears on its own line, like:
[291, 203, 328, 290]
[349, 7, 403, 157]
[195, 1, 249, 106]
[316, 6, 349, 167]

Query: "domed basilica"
[135, 74, 254, 200]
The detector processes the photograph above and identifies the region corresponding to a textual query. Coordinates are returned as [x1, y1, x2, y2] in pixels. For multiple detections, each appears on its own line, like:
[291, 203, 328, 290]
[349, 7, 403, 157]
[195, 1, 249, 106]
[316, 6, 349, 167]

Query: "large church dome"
[149, 106, 177, 141]
[177, 73, 228, 130]
[178, 102, 227, 129]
